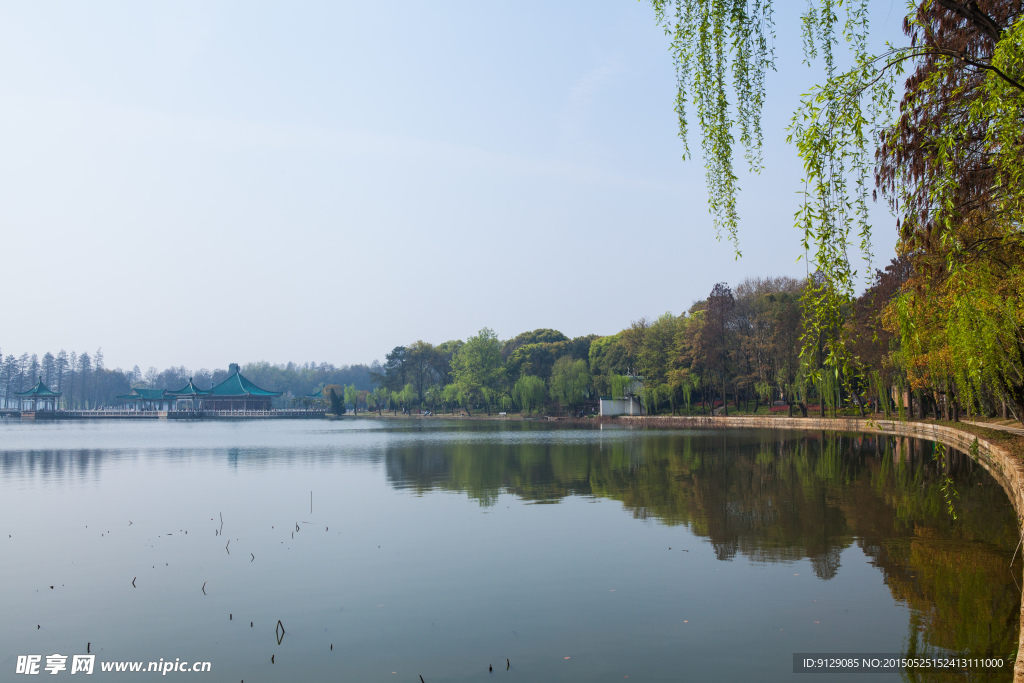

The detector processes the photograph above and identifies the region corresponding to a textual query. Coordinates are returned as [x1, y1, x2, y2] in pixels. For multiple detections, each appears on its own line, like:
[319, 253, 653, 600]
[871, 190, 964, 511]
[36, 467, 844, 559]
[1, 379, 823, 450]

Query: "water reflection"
[383, 427, 1021, 665]
[0, 449, 106, 481]
[0, 422, 1018, 677]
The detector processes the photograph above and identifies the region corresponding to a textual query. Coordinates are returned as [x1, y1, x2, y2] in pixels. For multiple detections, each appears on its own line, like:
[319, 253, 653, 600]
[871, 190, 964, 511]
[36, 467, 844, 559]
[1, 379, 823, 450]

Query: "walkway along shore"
[609, 414, 1024, 681]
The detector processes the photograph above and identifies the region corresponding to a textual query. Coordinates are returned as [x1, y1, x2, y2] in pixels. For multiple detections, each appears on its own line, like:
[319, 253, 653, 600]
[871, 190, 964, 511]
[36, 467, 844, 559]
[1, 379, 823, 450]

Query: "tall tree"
[67, 352, 78, 408]
[405, 340, 440, 404]
[374, 346, 409, 392]
[55, 350, 68, 396]
[41, 352, 56, 387]
[451, 328, 504, 416]
[28, 354, 40, 385]
[2, 355, 15, 408]
[329, 388, 345, 416]
[875, 0, 1024, 421]
[344, 384, 359, 415]
[702, 283, 735, 415]
[77, 352, 92, 408]
[17, 353, 29, 392]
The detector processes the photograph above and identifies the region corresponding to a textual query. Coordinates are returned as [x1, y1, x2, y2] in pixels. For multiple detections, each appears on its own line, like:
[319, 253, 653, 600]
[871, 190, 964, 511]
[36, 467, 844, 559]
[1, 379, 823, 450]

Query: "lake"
[0, 419, 1018, 681]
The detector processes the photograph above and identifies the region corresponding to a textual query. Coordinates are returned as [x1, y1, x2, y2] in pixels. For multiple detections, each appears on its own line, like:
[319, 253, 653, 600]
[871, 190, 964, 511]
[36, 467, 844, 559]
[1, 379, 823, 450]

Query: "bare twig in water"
[225, 540, 230, 554]
[202, 582, 206, 595]
[276, 620, 285, 645]
[250, 553, 254, 562]
[132, 577, 136, 588]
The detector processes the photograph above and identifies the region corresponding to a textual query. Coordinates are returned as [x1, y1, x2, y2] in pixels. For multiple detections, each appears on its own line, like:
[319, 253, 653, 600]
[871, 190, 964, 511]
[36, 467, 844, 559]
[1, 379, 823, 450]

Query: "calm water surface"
[0, 419, 1018, 682]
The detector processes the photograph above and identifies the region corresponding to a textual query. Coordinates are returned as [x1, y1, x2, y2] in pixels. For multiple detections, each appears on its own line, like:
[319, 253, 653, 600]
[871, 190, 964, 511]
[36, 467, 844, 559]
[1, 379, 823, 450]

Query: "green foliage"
[451, 328, 504, 412]
[501, 329, 568, 358]
[344, 384, 358, 415]
[609, 374, 634, 399]
[788, 35, 898, 387]
[506, 342, 559, 380]
[589, 333, 631, 395]
[650, 0, 776, 250]
[442, 383, 462, 413]
[512, 375, 547, 415]
[328, 388, 344, 415]
[398, 383, 416, 413]
[548, 357, 590, 413]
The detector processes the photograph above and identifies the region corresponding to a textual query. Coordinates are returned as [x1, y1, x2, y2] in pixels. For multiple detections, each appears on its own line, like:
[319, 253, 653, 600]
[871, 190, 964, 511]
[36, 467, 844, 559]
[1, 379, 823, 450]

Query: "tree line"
[0, 350, 373, 410]
[3, 253, 1014, 422]
[367, 275, 801, 416]
[368, 258, 1012, 422]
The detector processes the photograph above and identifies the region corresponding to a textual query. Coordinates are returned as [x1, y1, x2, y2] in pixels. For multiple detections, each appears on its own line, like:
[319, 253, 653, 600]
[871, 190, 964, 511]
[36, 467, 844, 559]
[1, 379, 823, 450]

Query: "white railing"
[201, 409, 326, 417]
[47, 409, 327, 419]
[61, 410, 160, 417]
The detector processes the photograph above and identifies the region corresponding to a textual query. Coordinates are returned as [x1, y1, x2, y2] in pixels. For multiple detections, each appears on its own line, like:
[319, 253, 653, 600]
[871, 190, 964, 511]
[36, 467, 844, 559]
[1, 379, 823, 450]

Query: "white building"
[599, 396, 644, 416]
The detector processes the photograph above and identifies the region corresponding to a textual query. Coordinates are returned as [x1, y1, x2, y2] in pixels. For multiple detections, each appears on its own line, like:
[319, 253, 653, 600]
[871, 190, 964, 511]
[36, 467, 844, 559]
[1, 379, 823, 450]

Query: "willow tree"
[650, 0, 1024, 420]
[512, 374, 547, 415]
[651, 0, 883, 386]
[548, 357, 591, 415]
[877, 1, 1024, 421]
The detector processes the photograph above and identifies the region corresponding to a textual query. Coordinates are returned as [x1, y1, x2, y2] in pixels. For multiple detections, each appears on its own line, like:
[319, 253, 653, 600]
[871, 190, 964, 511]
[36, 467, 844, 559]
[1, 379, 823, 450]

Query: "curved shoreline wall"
[613, 415, 1024, 680]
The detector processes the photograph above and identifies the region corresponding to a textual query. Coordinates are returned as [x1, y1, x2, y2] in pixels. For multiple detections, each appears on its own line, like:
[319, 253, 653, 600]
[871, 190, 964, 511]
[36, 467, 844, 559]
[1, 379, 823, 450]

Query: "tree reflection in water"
[385, 426, 1021, 671]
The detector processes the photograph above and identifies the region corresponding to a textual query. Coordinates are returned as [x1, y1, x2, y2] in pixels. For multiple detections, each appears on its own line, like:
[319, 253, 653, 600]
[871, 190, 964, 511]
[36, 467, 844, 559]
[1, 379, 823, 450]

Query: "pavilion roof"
[14, 378, 61, 398]
[303, 385, 328, 399]
[168, 378, 211, 397]
[210, 371, 282, 398]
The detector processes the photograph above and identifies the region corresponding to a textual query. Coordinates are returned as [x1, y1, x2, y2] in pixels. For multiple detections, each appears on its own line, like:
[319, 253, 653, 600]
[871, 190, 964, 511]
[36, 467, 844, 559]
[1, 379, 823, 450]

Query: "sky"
[0, 1, 908, 372]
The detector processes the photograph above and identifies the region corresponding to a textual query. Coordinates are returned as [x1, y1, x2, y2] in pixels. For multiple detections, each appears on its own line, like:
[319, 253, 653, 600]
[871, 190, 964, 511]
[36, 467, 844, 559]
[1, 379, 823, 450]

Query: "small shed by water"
[599, 396, 644, 417]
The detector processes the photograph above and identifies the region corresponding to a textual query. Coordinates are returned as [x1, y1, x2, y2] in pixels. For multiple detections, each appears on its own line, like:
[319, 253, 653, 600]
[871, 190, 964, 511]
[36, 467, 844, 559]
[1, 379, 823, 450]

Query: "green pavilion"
[14, 378, 62, 412]
[116, 368, 282, 412]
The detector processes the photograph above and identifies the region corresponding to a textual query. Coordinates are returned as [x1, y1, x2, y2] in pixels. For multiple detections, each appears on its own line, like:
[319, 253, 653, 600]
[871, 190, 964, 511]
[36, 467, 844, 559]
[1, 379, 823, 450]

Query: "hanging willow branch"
[651, 0, 877, 382]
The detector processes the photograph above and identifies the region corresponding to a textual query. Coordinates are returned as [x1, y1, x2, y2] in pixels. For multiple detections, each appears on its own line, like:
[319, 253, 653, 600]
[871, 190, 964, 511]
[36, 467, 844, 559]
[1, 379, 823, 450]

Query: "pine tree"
[329, 388, 345, 415]
[42, 352, 56, 387]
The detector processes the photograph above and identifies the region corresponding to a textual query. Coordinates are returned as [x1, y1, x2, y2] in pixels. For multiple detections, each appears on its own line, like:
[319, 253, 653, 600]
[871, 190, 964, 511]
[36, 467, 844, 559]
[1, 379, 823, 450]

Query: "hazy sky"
[0, 1, 906, 371]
